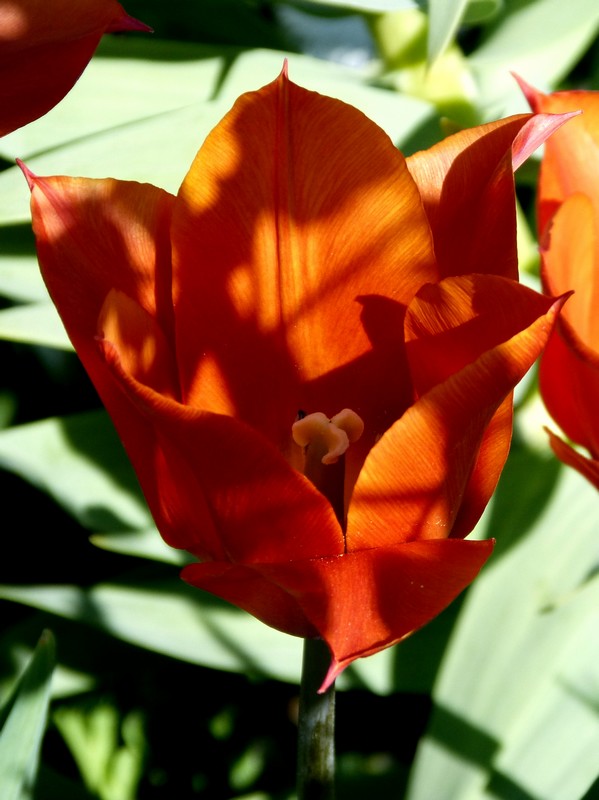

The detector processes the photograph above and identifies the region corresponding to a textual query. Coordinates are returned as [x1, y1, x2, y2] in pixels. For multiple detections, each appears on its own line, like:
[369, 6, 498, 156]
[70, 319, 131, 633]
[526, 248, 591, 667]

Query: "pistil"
[292, 409, 364, 530]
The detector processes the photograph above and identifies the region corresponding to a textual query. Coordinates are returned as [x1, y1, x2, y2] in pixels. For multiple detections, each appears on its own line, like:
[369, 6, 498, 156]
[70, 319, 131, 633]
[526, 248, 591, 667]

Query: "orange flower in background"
[24, 69, 568, 689]
[0, 0, 149, 136]
[520, 80, 599, 490]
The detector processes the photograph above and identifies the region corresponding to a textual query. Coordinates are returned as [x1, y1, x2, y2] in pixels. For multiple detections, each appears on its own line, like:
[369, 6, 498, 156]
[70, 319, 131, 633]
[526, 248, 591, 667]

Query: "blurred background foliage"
[0, 1, 598, 798]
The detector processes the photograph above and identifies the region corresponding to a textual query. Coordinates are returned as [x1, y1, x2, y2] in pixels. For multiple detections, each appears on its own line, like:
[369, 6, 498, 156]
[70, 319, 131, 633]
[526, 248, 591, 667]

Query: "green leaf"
[90, 529, 192, 566]
[0, 580, 304, 685]
[0, 303, 70, 350]
[0, 411, 151, 531]
[292, 0, 417, 11]
[54, 703, 145, 800]
[427, 0, 469, 63]
[469, 0, 599, 118]
[0, 38, 227, 162]
[407, 450, 599, 800]
[0, 254, 47, 304]
[0, 630, 55, 800]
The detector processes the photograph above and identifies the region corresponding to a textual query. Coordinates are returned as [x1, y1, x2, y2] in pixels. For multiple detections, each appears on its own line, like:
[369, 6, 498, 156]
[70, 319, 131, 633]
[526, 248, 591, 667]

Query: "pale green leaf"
[407, 453, 599, 800]
[294, 0, 416, 11]
[0, 255, 48, 304]
[0, 38, 227, 162]
[427, 0, 469, 64]
[0, 411, 151, 531]
[0, 581, 304, 685]
[90, 529, 192, 566]
[469, 0, 599, 118]
[0, 303, 70, 350]
[0, 631, 55, 800]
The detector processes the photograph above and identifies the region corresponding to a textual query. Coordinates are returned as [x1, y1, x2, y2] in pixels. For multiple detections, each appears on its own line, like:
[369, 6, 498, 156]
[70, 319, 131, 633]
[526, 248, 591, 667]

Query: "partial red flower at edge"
[23, 69, 571, 691]
[0, 0, 150, 137]
[518, 77, 599, 490]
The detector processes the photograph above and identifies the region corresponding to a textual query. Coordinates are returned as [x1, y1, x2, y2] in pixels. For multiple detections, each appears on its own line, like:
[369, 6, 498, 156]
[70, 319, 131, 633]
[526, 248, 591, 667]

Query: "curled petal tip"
[512, 110, 582, 172]
[16, 159, 37, 191]
[280, 58, 289, 80]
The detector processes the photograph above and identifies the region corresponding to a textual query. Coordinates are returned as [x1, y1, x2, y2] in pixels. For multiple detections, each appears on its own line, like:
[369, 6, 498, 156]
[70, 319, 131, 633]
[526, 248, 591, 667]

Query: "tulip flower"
[0, 0, 149, 136]
[23, 68, 569, 690]
[519, 79, 599, 490]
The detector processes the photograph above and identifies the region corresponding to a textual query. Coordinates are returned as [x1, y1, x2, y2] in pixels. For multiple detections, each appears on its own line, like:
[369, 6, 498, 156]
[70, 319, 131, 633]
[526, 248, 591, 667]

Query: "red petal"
[540, 331, 599, 460]
[182, 561, 318, 639]
[183, 539, 493, 687]
[406, 113, 575, 280]
[170, 69, 437, 452]
[99, 343, 345, 562]
[545, 429, 599, 491]
[0, 1, 148, 135]
[346, 277, 564, 549]
[251, 538, 494, 690]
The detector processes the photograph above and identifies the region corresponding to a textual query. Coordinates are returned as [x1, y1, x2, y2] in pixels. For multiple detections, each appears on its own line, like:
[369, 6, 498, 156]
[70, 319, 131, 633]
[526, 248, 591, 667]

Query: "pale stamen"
[292, 409, 364, 465]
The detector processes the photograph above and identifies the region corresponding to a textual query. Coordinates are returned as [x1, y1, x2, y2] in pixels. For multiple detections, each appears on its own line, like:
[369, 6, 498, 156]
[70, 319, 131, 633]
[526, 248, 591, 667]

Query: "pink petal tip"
[16, 159, 37, 191]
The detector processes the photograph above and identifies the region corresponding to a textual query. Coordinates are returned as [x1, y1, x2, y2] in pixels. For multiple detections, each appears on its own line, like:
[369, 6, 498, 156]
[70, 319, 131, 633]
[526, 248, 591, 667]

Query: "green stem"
[296, 637, 336, 800]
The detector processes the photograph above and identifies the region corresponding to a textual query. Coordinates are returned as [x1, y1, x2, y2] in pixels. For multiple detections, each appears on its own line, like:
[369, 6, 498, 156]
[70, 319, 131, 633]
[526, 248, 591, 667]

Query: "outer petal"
[346, 276, 564, 550]
[26, 171, 177, 364]
[0, 0, 149, 136]
[537, 194, 599, 457]
[171, 68, 437, 455]
[519, 80, 599, 235]
[406, 112, 575, 280]
[205, 538, 493, 691]
[545, 429, 599, 491]
[539, 331, 599, 460]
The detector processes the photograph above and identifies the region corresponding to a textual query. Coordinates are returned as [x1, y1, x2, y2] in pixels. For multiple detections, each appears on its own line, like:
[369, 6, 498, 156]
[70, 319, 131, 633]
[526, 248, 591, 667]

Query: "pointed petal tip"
[512, 110, 582, 172]
[16, 159, 37, 191]
[512, 73, 544, 110]
[108, 13, 153, 34]
[280, 58, 289, 80]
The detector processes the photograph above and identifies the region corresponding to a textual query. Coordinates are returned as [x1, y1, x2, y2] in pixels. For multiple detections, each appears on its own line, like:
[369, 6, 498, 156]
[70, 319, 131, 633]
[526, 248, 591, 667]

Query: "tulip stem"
[296, 637, 336, 800]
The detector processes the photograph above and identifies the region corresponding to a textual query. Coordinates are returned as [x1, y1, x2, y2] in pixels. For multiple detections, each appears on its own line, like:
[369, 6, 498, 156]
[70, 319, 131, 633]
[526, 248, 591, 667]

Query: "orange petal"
[541, 193, 599, 353]
[545, 428, 599, 491]
[518, 80, 599, 235]
[99, 341, 345, 562]
[347, 277, 564, 550]
[406, 112, 575, 280]
[170, 68, 437, 451]
[0, 0, 149, 135]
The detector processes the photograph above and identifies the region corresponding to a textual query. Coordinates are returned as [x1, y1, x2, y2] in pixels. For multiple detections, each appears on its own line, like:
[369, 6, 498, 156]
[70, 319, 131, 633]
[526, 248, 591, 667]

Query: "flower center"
[291, 409, 364, 536]
[292, 409, 364, 464]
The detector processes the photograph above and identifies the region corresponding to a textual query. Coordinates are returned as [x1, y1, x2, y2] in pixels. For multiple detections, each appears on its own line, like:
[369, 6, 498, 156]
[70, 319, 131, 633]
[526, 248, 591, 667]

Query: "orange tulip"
[23, 69, 569, 689]
[519, 79, 599, 490]
[0, 0, 149, 136]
